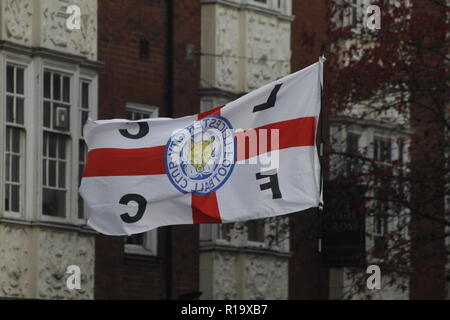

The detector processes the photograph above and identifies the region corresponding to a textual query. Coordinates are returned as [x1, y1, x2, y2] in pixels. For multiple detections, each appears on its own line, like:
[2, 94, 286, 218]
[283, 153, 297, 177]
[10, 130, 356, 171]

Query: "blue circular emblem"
[165, 115, 235, 195]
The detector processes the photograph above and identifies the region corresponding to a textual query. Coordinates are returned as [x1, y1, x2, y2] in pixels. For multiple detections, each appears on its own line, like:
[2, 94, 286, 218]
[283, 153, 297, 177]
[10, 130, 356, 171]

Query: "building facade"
[198, 0, 293, 300]
[1, 0, 446, 300]
[0, 0, 99, 299]
[94, 0, 201, 299]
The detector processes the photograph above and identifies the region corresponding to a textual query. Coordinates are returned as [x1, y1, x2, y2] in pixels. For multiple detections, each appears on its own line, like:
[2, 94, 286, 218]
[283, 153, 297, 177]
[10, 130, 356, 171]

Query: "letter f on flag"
[79, 59, 324, 235]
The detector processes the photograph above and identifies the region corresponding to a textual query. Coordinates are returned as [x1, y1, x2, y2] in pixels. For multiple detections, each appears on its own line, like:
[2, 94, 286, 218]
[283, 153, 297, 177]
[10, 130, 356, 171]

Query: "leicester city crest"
[165, 115, 235, 195]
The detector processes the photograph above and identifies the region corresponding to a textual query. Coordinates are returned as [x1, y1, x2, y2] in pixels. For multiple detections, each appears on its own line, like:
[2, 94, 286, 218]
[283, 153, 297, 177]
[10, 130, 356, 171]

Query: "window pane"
[43, 101, 51, 128]
[48, 160, 56, 187]
[81, 110, 88, 133]
[16, 68, 24, 94]
[374, 139, 380, 161]
[7, 65, 14, 93]
[48, 134, 57, 158]
[247, 220, 265, 242]
[63, 76, 70, 102]
[16, 98, 24, 124]
[53, 74, 61, 100]
[44, 72, 51, 98]
[347, 133, 360, 154]
[11, 185, 20, 212]
[78, 195, 84, 219]
[43, 159, 47, 185]
[42, 188, 66, 217]
[125, 111, 133, 120]
[11, 128, 20, 153]
[6, 127, 11, 152]
[11, 155, 20, 182]
[384, 141, 392, 162]
[218, 224, 230, 240]
[82, 82, 89, 108]
[43, 132, 48, 156]
[79, 141, 87, 162]
[5, 155, 10, 181]
[126, 233, 144, 245]
[6, 96, 14, 123]
[79, 163, 84, 184]
[4, 184, 10, 211]
[58, 162, 65, 188]
[56, 190, 66, 217]
[398, 142, 404, 164]
[58, 136, 66, 159]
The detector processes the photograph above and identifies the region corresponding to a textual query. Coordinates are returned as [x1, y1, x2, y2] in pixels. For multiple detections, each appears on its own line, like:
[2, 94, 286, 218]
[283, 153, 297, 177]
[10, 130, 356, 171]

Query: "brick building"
[94, 0, 201, 299]
[0, 0, 447, 300]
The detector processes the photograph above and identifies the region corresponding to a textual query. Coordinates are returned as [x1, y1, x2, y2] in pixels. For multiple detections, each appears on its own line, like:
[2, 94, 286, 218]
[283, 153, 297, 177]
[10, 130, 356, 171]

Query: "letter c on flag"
[119, 122, 149, 139]
[119, 194, 147, 223]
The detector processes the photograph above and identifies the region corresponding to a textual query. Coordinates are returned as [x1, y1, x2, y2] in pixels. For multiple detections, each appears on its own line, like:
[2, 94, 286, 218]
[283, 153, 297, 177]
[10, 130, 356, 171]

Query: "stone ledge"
[329, 115, 412, 134]
[0, 40, 103, 70]
[200, 0, 295, 21]
[0, 217, 97, 235]
[200, 241, 292, 258]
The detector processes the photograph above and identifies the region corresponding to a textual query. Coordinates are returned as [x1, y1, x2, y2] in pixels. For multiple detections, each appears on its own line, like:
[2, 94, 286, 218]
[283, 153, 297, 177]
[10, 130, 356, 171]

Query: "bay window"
[42, 71, 71, 218]
[1, 56, 97, 233]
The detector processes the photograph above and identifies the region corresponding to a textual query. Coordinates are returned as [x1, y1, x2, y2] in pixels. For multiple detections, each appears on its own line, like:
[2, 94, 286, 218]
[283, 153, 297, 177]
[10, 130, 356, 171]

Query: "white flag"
[80, 59, 324, 235]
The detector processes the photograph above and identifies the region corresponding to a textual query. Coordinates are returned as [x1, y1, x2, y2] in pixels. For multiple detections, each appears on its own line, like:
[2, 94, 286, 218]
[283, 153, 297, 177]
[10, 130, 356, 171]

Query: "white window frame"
[372, 134, 393, 237]
[246, 219, 268, 249]
[1, 59, 29, 219]
[40, 65, 74, 223]
[37, 60, 98, 225]
[248, 0, 291, 15]
[124, 103, 159, 256]
[251, 0, 270, 7]
[199, 224, 235, 246]
[125, 102, 158, 119]
[77, 74, 97, 223]
[124, 231, 158, 256]
[245, 218, 290, 251]
[0, 55, 97, 226]
[216, 223, 232, 243]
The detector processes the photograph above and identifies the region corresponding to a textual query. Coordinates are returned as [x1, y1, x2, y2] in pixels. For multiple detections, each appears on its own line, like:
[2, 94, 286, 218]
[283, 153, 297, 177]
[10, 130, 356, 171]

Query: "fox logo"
[190, 136, 215, 173]
[165, 115, 235, 195]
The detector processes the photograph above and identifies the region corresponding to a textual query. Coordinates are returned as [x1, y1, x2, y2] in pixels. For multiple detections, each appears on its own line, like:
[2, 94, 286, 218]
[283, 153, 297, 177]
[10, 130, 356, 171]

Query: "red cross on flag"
[79, 59, 324, 235]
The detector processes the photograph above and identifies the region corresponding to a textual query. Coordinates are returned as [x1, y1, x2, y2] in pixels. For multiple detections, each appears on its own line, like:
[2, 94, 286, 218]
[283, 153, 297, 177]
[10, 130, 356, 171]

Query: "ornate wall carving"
[36, 229, 94, 300]
[1, 0, 97, 60]
[41, 0, 97, 60]
[203, 4, 291, 94]
[200, 2, 292, 300]
[212, 252, 238, 299]
[71, 0, 97, 59]
[0, 225, 95, 300]
[3, 0, 33, 45]
[203, 249, 288, 300]
[215, 6, 240, 92]
[245, 12, 291, 91]
[244, 254, 288, 300]
[0, 225, 30, 298]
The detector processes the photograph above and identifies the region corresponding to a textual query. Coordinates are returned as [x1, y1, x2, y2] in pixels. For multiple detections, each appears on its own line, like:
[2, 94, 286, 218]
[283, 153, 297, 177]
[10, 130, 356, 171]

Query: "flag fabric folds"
[79, 59, 324, 235]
